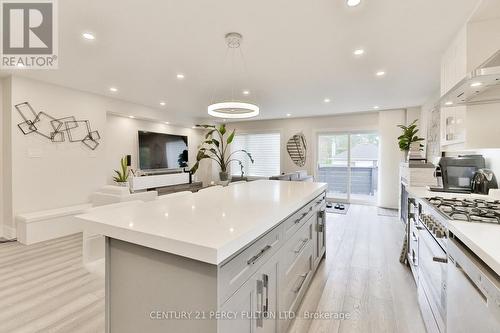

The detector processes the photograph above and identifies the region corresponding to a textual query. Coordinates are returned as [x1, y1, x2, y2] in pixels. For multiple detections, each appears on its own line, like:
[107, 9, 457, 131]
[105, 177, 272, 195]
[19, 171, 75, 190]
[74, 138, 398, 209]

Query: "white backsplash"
[479, 149, 500, 177]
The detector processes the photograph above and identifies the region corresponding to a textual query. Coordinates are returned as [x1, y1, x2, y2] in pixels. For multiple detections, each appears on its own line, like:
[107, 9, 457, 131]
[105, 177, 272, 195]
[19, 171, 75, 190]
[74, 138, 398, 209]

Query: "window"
[230, 132, 280, 177]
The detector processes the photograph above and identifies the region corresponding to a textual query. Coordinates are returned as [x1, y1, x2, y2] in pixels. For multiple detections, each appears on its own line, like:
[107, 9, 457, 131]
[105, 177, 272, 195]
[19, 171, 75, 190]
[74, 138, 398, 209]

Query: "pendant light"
[207, 32, 260, 119]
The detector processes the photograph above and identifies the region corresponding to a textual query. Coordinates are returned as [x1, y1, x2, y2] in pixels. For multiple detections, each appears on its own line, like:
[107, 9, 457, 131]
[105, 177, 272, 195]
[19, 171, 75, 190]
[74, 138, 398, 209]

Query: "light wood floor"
[0, 205, 425, 333]
[290, 204, 426, 333]
[0, 233, 104, 333]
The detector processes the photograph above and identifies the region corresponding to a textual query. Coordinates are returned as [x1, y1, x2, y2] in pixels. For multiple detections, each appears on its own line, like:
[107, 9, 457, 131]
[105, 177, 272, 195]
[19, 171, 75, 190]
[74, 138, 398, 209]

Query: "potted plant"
[397, 119, 425, 161]
[190, 124, 254, 181]
[113, 156, 130, 187]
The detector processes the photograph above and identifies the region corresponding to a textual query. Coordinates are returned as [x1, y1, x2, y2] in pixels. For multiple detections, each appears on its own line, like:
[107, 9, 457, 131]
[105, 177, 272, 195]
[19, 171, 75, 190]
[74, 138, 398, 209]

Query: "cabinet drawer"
[283, 193, 325, 241]
[282, 215, 313, 275]
[281, 241, 313, 314]
[219, 225, 282, 305]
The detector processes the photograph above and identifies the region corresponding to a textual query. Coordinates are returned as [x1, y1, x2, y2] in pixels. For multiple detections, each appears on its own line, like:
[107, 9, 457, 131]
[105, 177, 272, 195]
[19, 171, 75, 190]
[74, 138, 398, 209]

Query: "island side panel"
[106, 237, 218, 333]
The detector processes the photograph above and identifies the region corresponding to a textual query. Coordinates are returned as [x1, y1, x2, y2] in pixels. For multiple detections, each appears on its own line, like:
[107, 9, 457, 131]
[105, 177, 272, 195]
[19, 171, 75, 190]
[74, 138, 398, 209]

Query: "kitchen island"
[77, 180, 328, 333]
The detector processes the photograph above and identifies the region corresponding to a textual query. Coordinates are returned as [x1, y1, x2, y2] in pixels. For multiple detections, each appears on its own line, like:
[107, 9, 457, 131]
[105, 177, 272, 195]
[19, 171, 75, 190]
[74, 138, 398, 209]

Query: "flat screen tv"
[138, 131, 189, 170]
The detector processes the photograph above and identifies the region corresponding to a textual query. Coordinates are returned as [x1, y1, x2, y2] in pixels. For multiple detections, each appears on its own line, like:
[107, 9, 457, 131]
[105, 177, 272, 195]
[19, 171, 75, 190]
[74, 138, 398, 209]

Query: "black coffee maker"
[471, 169, 498, 195]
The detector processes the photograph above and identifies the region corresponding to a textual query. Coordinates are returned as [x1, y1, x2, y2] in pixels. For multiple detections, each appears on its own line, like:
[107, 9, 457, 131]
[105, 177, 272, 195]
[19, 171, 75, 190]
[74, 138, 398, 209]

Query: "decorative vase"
[116, 181, 129, 188]
[219, 171, 229, 181]
[408, 142, 423, 161]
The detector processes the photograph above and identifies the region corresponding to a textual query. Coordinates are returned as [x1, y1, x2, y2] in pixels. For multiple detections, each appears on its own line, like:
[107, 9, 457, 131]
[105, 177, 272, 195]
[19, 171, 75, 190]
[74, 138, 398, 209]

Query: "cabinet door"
[255, 258, 278, 333]
[220, 258, 278, 333]
[316, 209, 326, 260]
[312, 207, 326, 269]
[219, 277, 255, 333]
[440, 106, 466, 146]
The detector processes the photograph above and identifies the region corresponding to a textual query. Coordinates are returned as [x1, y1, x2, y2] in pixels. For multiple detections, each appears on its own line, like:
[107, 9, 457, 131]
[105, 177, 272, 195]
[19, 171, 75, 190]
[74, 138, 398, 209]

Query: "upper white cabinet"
[440, 26, 467, 147]
[441, 26, 467, 97]
[440, 17, 500, 149]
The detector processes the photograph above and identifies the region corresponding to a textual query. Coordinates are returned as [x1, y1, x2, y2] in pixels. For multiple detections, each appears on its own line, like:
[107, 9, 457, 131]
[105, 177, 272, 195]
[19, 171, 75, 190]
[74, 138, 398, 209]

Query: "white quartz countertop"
[77, 180, 327, 265]
[407, 186, 500, 275]
[447, 221, 500, 276]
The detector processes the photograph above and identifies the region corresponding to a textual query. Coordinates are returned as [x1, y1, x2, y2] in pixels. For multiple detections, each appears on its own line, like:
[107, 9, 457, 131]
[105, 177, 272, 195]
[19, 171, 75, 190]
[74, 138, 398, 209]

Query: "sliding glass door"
[317, 132, 379, 204]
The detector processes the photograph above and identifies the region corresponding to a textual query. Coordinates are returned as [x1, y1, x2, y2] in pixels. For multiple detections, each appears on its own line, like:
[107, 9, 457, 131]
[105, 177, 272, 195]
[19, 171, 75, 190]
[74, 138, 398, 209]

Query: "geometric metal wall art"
[14, 102, 101, 150]
[286, 132, 307, 167]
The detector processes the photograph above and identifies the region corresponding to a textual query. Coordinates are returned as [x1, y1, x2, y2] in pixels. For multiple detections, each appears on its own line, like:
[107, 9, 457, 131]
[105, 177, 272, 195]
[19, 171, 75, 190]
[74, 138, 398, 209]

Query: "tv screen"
[138, 131, 189, 170]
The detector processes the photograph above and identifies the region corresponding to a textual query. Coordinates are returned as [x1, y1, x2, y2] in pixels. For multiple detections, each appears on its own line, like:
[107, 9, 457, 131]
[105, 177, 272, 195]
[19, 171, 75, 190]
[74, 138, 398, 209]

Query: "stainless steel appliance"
[410, 196, 500, 333]
[471, 169, 498, 195]
[430, 155, 485, 194]
[447, 238, 500, 333]
[413, 198, 449, 333]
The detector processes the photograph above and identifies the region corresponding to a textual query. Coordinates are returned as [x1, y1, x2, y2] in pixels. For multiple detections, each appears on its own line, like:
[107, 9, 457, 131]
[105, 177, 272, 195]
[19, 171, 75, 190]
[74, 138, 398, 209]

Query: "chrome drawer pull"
[294, 212, 309, 224]
[294, 238, 309, 254]
[292, 273, 308, 293]
[247, 245, 272, 265]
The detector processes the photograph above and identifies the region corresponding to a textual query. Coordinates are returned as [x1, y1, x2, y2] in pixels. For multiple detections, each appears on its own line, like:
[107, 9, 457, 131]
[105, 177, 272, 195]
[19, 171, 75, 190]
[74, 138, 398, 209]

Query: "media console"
[130, 172, 190, 192]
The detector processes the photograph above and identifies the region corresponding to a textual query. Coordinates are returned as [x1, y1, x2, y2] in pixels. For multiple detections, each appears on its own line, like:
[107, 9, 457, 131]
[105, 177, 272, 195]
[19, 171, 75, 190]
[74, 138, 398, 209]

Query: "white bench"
[16, 203, 92, 245]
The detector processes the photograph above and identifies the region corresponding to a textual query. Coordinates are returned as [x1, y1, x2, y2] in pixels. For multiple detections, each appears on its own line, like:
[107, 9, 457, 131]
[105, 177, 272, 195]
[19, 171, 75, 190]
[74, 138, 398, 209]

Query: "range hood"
[439, 49, 500, 107]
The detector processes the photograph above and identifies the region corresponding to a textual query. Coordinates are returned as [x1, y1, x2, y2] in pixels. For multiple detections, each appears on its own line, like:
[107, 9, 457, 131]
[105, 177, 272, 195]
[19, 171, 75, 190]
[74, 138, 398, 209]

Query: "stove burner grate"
[427, 196, 500, 224]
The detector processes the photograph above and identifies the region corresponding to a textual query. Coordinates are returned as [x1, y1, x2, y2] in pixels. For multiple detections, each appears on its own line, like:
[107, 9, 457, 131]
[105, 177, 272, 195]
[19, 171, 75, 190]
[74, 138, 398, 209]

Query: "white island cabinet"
[77, 180, 327, 333]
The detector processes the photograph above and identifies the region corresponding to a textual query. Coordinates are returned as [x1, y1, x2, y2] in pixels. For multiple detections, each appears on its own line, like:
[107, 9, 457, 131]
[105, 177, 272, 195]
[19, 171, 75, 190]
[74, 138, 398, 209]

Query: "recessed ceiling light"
[470, 82, 482, 87]
[323, 98, 331, 103]
[242, 90, 250, 95]
[176, 73, 185, 79]
[445, 101, 453, 106]
[353, 49, 365, 56]
[376, 71, 386, 76]
[129, 115, 135, 119]
[286, 113, 291, 117]
[373, 106, 380, 109]
[109, 87, 118, 92]
[82, 32, 95, 40]
[164, 121, 170, 124]
[347, 0, 361, 7]
[159, 101, 166, 106]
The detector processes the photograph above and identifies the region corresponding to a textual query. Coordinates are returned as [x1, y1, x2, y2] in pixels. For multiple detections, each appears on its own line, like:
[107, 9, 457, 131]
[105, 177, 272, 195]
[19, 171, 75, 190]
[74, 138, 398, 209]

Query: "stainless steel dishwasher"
[447, 237, 500, 333]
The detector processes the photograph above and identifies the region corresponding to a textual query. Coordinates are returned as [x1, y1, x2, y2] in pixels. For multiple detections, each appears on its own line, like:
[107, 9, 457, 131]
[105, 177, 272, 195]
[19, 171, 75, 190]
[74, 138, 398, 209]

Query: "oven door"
[418, 227, 447, 333]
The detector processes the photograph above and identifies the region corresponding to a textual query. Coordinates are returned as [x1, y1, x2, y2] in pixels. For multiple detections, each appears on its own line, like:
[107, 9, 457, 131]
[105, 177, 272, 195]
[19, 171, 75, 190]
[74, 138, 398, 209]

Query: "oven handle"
[432, 256, 448, 264]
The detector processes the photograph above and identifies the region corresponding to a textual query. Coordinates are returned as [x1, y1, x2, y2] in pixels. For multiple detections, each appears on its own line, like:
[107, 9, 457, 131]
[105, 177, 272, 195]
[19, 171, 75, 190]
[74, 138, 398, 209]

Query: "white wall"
[481, 150, 500, 178]
[2, 76, 207, 235]
[228, 112, 379, 177]
[0, 79, 3, 238]
[1, 78, 13, 238]
[378, 109, 406, 209]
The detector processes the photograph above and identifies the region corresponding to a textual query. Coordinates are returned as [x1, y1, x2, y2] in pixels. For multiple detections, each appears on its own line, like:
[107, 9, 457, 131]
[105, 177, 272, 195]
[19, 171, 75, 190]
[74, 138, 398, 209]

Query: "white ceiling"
[8, 0, 480, 122]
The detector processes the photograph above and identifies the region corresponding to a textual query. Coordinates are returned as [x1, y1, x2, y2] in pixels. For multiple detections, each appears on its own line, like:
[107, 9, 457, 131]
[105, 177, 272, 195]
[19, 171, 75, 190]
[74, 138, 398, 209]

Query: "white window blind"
[230, 132, 280, 177]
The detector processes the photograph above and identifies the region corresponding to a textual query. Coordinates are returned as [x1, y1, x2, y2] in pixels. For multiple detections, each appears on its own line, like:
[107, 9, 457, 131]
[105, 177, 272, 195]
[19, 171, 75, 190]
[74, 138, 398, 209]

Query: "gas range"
[426, 196, 500, 224]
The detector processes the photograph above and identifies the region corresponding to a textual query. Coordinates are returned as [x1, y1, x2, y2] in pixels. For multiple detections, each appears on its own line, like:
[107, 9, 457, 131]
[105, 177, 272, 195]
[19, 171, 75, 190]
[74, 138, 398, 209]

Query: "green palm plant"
[113, 156, 130, 183]
[397, 119, 424, 152]
[190, 124, 254, 179]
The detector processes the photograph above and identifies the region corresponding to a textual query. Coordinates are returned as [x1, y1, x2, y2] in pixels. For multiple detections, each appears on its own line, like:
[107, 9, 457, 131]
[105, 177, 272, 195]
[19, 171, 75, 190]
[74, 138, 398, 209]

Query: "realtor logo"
[1, 0, 58, 69]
